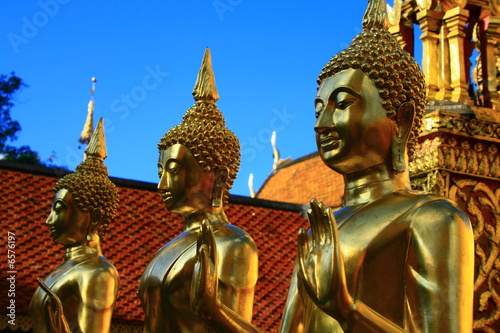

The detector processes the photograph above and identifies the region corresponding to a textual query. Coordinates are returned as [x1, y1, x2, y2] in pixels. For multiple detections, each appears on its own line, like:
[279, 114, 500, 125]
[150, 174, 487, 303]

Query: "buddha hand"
[298, 199, 354, 324]
[191, 219, 220, 318]
[37, 278, 71, 333]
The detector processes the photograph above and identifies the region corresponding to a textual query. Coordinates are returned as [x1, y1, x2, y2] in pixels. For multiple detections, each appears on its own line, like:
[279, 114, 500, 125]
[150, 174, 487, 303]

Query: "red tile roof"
[0, 161, 308, 331]
[257, 152, 344, 208]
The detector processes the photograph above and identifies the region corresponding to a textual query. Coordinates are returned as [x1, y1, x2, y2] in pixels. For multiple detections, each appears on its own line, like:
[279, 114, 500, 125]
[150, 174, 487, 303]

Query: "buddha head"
[47, 119, 119, 246]
[157, 48, 240, 215]
[314, 0, 426, 175]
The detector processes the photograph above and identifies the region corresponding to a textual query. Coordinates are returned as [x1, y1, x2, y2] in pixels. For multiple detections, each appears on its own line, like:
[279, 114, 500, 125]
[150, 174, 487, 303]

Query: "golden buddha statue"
[190, 1, 475, 332]
[29, 118, 119, 333]
[137, 48, 258, 332]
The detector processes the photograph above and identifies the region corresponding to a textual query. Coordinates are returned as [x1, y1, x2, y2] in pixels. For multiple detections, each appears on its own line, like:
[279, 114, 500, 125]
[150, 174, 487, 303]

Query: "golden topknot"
[158, 102, 241, 203]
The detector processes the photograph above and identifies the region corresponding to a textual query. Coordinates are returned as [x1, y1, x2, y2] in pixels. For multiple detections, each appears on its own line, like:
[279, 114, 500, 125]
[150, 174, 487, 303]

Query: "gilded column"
[417, 9, 444, 100]
[436, 19, 453, 100]
[443, 6, 471, 103]
[484, 16, 500, 109]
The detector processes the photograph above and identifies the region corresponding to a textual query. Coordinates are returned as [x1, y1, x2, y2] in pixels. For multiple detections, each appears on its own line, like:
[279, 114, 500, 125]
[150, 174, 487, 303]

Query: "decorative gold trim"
[449, 179, 500, 331]
[421, 110, 500, 142]
[410, 135, 500, 179]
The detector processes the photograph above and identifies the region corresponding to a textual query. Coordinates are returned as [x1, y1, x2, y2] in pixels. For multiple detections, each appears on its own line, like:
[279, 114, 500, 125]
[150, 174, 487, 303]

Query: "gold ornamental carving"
[422, 110, 500, 141]
[410, 135, 500, 179]
[449, 179, 500, 332]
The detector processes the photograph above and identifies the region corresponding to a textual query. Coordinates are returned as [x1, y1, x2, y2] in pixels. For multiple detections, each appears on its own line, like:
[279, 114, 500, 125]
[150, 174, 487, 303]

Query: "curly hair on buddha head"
[54, 158, 119, 237]
[318, 2, 427, 161]
[158, 101, 241, 204]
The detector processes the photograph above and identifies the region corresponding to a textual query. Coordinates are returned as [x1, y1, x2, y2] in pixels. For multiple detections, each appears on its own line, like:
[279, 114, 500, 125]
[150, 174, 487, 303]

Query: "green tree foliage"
[0, 73, 42, 165]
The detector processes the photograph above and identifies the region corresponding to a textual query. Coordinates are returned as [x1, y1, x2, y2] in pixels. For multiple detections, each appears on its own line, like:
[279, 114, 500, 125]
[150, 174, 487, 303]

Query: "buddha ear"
[88, 207, 102, 234]
[211, 166, 229, 207]
[391, 101, 415, 173]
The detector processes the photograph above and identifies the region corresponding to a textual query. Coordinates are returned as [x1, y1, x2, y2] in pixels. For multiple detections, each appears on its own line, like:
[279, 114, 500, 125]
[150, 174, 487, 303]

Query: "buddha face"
[46, 189, 90, 246]
[314, 68, 394, 174]
[157, 144, 215, 215]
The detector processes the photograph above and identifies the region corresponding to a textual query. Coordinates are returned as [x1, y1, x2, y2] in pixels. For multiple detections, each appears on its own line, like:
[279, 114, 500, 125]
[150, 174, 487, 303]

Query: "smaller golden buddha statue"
[29, 118, 119, 333]
[138, 48, 258, 332]
[190, 1, 474, 332]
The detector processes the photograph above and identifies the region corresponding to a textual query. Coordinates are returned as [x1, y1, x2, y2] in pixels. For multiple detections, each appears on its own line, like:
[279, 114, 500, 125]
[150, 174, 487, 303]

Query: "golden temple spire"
[79, 77, 97, 145]
[192, 48, 220, 102]
[85, 118, 107, 161]
[362, 0, 389, 29]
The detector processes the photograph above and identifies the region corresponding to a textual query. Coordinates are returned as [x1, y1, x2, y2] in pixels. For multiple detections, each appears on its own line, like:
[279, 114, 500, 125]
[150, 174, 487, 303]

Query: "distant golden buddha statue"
[29, 118, 119, 333]
[190, 1, 474, 332]
[138, 48, 258, 332]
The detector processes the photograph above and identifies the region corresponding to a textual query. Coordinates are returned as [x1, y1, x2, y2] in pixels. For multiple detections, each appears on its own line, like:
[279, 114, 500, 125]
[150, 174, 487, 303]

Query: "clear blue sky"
[2, 1, 375, 196]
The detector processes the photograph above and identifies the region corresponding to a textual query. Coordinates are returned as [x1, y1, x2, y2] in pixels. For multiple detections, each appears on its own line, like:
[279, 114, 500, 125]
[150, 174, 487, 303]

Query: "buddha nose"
[314, 111, 333, 134]
[46, 211, 55, 225]
[157, 172, 168, 192]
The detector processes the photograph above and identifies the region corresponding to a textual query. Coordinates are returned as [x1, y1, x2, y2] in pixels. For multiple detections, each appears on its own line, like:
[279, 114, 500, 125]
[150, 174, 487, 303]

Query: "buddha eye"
[335, 91, 357, 110]
[53, 200, 66, 212]
[168, 167, 179, 174]
[337, 100, 353, 110]
[167, 161, 181, 174]
[157, 165, 164, 179]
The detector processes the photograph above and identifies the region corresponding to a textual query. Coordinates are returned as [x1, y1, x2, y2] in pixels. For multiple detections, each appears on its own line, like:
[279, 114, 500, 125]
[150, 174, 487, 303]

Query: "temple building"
[1, 1, 500, 332]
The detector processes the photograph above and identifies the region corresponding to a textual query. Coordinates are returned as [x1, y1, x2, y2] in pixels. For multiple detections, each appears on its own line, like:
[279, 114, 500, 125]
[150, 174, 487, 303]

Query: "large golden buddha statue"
[29, 118, 119, 333]
[138, 48, 258, 332]
[191, 0, 475, 332]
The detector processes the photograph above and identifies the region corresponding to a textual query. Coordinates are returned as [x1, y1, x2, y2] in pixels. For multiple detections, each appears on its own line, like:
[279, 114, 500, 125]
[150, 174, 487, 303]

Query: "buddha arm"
[79, 264, 119, 333]
[37, 279, 71, 333]
[204, 302, 265, 333]
[403, 199, 474, 332]
[346, 300, 405, 332]
[217, 232, 259, 322]
[193, 234, 264, 333]
[297, 197, 474, 332]
[279, 265, 306, 333]
[344, 199, 474, 333]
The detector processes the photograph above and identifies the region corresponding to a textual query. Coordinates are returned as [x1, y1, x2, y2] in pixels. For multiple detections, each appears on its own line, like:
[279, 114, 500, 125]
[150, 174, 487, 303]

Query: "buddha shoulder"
[73, 256, 117, 273]
[72, 258, 118, 290]
[213, 224, 257, 252]
[403, 191, 472, 232]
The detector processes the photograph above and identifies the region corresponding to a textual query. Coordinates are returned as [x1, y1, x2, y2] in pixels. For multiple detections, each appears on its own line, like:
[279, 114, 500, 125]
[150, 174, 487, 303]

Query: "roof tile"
[258, 153, 344, 208]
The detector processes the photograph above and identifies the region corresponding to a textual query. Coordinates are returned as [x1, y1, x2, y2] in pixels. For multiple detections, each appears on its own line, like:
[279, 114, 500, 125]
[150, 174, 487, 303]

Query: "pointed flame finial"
[362, 0, 389, 29]
[192, 48, 220, 102]
[85, 118, 107, 161]
[248, 173, 255, 198]
[271, 131, 281, 170]
[79, 77, 97, 144]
